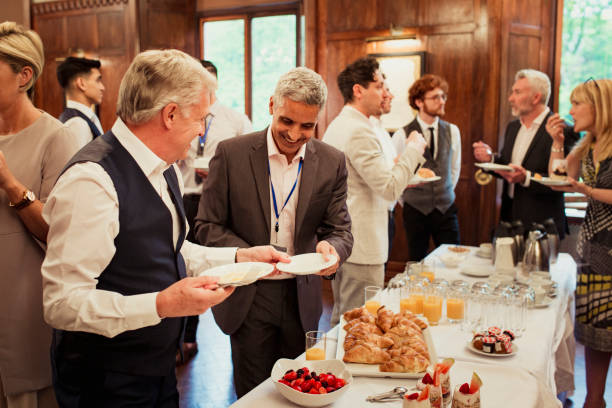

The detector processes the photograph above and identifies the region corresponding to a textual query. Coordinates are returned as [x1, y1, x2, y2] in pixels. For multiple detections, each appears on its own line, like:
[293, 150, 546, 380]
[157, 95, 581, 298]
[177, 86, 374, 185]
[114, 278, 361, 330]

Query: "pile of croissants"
[342, 306, 430, 373]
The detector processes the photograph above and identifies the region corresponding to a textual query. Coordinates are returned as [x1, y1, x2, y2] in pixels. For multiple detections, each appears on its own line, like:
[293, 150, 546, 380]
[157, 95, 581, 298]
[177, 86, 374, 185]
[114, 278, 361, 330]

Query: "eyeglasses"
[584, 77, 601, 92]
[423, 94, 447, 102]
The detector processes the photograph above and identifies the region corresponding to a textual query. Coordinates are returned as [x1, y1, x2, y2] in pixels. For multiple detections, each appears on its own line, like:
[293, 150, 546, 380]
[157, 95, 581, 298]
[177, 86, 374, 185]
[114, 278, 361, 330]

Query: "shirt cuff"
[127, 292, 163, 326]
[522, 171, 531, 187]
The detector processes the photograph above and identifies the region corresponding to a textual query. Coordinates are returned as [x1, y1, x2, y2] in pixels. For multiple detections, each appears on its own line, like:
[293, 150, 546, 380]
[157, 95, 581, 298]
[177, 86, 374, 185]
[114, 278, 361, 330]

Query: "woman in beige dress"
[0, 22, 79, 408]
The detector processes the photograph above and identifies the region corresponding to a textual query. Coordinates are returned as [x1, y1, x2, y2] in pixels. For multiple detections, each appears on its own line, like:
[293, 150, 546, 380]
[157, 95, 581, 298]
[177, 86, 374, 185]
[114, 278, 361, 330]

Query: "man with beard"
[391, 74, 461, 261]
[324, 57, 426, 325]
[473, 69, 579, 237]
[194, 67, 353, 397]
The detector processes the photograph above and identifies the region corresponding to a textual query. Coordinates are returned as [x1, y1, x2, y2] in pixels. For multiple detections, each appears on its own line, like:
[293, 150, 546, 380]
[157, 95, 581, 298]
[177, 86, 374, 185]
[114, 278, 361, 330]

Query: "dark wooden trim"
[196, 2, 300, 19]
[32, 0, 128, 15]
[552, 0, 564, 113]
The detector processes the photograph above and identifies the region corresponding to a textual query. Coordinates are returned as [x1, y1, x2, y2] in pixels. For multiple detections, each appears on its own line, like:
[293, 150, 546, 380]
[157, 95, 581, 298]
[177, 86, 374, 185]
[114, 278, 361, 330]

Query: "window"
[558, 0, 612, 118]
[200, 4, 303, 130]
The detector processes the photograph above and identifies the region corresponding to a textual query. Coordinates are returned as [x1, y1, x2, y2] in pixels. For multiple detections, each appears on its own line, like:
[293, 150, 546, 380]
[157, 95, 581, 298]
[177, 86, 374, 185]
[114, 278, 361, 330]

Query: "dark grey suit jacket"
[194, 129, 353, 335]
[495, 112, 580, 238]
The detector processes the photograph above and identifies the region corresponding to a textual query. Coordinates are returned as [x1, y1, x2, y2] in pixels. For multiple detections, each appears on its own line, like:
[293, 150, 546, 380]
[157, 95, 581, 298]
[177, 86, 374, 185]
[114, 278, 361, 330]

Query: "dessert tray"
[466, 342, 518, 357]
[532, 177, 571, 186]
[475, 162, 514, 172]
[336, 314, 438, 379]
[276, 253, 338, 275]
[204, 262, 273, 287]
[408, 175, 442, 184]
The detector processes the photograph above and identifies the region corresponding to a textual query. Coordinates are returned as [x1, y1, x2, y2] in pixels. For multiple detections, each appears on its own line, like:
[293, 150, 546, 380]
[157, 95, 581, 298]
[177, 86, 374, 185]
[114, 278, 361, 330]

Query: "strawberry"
[417, 387, 430, 401]
[292, 385, 302, 392]
[335, 378, 346, 387]
[318, 387, 327, 394]
[278, 379, 290, 386]
[421, 372, 434, 384]
[308, 388, 319, 394]
[405, 392, 419, 400]
[459, 383, 470, 394]
[284, 371, 297, 381]
[469, 372, 483, 394]
[301, 381, 312, 392]
[326, 386, 334, 393]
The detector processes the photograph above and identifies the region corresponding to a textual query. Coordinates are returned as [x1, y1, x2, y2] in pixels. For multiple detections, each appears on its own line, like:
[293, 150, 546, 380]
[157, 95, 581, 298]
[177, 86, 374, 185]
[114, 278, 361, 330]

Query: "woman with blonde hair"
[0, 21, 79, 407]
[546, 78, 612, 408]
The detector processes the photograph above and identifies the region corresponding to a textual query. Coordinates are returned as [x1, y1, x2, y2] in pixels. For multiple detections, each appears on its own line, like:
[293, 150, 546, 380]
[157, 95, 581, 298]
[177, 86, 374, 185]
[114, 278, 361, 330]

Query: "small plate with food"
[531, 174, 571, 186]
[202, 262, 274, 287]
[276, 253, 338, 275]
[409, 168, 441, 184]
[475, 162, 514, 172]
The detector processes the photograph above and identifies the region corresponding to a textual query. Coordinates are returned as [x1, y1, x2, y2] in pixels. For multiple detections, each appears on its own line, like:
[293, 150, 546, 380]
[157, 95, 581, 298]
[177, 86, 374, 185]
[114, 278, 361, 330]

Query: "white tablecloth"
[231, 245, 577, 408]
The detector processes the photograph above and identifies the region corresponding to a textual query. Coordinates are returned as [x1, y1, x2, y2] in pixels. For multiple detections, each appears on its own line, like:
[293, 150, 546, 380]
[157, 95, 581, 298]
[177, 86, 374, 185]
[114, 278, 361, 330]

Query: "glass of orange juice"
[305, 331, 326, 360]
[423, 283, 443, 325]
[364, 286, 382, 315]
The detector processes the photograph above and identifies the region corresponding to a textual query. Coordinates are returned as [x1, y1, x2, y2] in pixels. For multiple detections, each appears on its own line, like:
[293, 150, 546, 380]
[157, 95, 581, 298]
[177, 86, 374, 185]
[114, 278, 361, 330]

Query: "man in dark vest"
[41, 49, 287, 408]
[56, 56, 105, 148]
[392, 74, 462, 261]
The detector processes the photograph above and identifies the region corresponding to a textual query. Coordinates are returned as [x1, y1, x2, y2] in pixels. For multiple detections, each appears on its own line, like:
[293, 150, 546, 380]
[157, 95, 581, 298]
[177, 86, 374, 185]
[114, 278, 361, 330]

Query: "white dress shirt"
[263, 127, 305, 279]
[508, 106, 550, 196]
[178, 100, 252, 195]
[41, 118, 237, 338]
[370, 116, 398, 211]
[63, 100, 104, 149]
[391, 114, 462, 188]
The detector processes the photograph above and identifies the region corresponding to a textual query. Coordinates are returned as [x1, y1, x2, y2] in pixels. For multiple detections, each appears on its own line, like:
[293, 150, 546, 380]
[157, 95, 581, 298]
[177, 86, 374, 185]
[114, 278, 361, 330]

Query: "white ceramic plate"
[532, 177, 571, 186]
[193, 157, 210, 170]
[271, 358, 352, 407]
[202, 262, 273, 287]
[530, 297, 554, 308]
[475, 162, 514, 172]
[460, 265, 493, 278]
[474, 250, 492, 259]
[408, 175, 442, 184]
[336, 317, 437, 378]
[466, 342, 517, 357]
[276, 253, 338, 275]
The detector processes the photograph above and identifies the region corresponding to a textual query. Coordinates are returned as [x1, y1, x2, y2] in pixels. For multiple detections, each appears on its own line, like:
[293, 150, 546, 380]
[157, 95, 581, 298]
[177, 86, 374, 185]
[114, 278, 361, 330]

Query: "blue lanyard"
[268, 158, 303, 233]
[197, 116, 214, 156]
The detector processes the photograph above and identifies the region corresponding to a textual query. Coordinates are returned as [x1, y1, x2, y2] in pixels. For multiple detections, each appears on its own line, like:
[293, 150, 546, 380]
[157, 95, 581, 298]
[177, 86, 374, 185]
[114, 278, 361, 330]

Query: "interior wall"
[310, 0, 560, 270]
[1, 0, 30, 27]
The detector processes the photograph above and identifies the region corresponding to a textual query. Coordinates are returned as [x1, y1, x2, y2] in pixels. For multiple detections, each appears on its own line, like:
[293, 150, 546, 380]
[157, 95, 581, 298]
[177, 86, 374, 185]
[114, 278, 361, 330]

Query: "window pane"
[251, 15, 297, 130]
[559, 1, 612, 119]
[203, 19, 246, 114]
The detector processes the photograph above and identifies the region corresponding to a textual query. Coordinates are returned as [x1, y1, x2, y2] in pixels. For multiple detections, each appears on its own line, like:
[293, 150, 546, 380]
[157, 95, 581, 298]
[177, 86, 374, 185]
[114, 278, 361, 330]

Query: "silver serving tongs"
[366, 386, 408, 402]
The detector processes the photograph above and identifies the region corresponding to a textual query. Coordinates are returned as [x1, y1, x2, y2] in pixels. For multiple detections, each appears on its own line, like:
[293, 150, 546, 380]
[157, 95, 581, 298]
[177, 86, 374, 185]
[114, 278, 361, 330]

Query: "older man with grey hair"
[41, 49, 287, 407]
[195, 66, 353, 397]
[473, 68, 579, 237]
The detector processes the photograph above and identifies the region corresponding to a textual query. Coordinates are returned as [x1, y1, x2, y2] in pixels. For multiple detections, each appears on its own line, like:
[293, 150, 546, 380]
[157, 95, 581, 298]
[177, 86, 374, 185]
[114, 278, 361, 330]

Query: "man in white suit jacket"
[324, 57, 427, 325]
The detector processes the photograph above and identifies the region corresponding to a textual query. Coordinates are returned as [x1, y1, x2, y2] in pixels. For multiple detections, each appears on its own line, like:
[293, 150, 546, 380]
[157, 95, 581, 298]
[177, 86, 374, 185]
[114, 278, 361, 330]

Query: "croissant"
[343, 315, 376, 331]
[397, 311, 428, 330]
[343, 306, 373, 322]
[346, 321, 383, 336]
[376, 306, 395, 333]
[388, 343, 429, 360]
[391, 316, 423, 333]
[386, 324, 423, 340]
[343, 342, 390, 364]
[343, 332, 394, 350]
[379, 352, 429, 373]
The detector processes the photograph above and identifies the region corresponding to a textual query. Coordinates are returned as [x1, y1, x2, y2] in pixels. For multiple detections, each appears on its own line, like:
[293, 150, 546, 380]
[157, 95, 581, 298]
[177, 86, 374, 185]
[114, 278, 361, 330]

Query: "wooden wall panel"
[326, 0, 376, 32]
[313, 0, 560, 267]
[139, 0, 197, 55]
[32, 0, 138, 131]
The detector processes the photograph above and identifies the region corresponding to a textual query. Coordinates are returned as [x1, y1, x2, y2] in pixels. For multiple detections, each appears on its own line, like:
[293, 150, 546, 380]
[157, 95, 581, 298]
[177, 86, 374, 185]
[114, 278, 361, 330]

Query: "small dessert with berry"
[452, 372, 482, 408]
[417, 359, 454, 405]
[471, 327, 514, 355]
[404, 387, 432, 408]
[416, 370, 443, 408]
[278, 367, 347, 394]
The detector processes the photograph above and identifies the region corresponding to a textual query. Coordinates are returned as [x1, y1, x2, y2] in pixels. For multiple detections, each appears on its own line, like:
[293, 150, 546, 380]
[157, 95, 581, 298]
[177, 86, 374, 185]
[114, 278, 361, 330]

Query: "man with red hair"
[392, 74, 462, 261]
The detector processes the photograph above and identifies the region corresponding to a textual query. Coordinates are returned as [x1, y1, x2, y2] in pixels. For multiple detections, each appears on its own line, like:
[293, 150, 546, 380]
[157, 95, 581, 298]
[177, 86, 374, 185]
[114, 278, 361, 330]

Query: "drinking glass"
[468, 283, 491, 332]
[364, 286, 382, 315]
[401, 280, 425, 315]
[447, 286, 468, 323]
[423, 282, 444, 325]
[305, 330, 326, 360]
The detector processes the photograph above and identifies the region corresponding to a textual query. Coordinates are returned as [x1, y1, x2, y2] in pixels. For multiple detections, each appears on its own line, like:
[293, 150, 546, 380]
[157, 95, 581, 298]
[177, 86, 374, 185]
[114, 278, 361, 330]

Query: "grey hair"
[116, 49, 217, 124]
[515, 69, 551, 105]
[272, 67, 327, 110]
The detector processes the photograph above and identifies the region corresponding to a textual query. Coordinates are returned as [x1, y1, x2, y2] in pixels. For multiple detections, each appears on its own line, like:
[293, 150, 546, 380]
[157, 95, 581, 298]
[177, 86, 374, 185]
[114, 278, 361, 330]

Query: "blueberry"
[297, 369, 304, 377]
[311, 371, 317, 378]
[321, 381, 328, 387]
[304, 375, 311, 380]
[285, 369, 294, 374]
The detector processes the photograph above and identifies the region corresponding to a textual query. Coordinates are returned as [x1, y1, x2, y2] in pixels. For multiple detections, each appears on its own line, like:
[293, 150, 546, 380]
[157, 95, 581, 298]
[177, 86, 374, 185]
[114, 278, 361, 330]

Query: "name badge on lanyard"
[268, 158, 303, 244]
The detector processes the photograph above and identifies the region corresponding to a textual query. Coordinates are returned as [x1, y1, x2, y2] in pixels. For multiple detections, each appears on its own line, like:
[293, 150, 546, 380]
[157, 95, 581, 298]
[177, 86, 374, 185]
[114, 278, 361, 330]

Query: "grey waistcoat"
[401, 118, 455, 215]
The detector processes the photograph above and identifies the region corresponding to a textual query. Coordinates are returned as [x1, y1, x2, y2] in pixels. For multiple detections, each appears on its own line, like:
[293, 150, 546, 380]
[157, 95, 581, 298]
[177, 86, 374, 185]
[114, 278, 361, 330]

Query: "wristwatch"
[9, 189, 36, 210]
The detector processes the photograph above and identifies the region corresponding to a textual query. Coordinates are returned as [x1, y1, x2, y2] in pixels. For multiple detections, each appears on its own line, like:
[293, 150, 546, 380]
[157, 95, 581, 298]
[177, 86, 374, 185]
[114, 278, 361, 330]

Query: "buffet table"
[231, 245, 577, 408]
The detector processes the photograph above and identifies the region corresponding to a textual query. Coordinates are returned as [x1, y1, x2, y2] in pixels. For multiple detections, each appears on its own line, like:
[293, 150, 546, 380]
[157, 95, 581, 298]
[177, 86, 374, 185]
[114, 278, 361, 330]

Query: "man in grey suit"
[194, 67, 353, 397]
[324, 57, 427, 326]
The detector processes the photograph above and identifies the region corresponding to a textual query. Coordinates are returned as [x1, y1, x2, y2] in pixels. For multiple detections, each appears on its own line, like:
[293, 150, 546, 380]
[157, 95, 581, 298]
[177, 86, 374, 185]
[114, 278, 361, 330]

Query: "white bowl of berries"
[272, 359, 352, 407]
